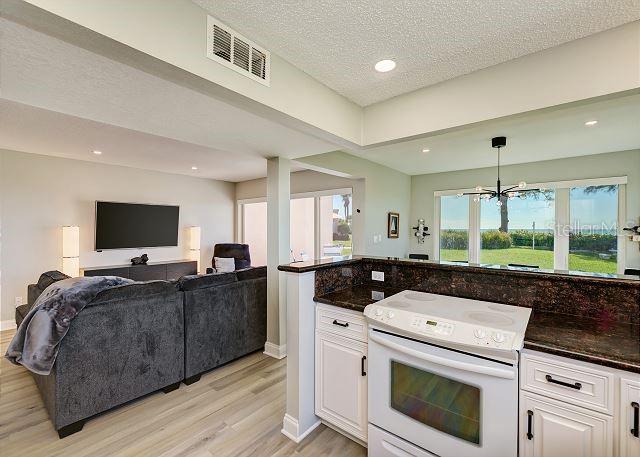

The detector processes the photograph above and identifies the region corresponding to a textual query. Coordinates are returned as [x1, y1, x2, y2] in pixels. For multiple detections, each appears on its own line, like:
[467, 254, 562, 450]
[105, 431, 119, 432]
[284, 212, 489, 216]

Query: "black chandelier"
[461, 136, 539, 206]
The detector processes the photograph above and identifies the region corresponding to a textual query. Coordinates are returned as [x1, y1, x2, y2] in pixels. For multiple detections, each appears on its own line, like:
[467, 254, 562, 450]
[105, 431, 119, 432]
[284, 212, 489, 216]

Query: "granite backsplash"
[315, 260, 640, 324]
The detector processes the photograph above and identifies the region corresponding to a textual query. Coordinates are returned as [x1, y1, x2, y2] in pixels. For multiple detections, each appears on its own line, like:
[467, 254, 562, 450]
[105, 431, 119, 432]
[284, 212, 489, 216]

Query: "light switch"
[372, 271, 385, 281]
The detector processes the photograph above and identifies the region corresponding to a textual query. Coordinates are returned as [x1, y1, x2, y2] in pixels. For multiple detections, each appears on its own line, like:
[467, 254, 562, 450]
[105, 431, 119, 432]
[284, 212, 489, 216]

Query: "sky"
[441, 186, 618, 232]
[332, 194, 352, 219]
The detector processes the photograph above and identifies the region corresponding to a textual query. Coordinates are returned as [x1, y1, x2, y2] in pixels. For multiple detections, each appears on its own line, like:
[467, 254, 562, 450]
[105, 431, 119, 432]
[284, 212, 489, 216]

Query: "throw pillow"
[214, 257, 235, 273]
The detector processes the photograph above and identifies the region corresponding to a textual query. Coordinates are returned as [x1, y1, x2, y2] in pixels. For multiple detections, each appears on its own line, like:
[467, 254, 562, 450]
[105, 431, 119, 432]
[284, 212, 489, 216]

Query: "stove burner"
[404, 292, 438, 301]
[464, 311, 515, 326]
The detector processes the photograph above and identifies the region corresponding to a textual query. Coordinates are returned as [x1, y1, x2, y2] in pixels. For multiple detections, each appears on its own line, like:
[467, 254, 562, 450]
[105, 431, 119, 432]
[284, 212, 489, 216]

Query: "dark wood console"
[81, 260, 197, 281]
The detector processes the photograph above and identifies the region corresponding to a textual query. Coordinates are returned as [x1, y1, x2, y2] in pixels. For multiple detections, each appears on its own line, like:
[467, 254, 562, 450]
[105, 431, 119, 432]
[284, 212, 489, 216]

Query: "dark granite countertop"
[315, 286, 640, 373]
[280, 255, 640, 284]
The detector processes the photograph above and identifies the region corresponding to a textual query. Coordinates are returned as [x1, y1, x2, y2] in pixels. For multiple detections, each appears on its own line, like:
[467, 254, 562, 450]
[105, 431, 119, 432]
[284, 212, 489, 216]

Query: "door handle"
[332, 319, 349, 328]
[526, 410, 533, 440]
[369, 330, 515, 379]
[545, 374, 582, 390]
[361, 355, 367, 376]
[632, 401, 639, 438]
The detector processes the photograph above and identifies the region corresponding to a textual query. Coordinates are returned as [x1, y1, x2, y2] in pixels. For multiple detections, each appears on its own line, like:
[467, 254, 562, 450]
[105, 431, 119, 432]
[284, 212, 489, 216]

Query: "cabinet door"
[521, 392, 612, 457]
[620, 377, 640, 457]
[315, 330, 367, 441]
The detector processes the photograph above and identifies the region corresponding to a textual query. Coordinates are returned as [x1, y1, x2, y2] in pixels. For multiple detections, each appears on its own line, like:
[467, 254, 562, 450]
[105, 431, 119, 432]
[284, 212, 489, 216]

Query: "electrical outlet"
[15, 296, 23, 307]
[371, 290, 385, 300]
[372, 271, 385, 281]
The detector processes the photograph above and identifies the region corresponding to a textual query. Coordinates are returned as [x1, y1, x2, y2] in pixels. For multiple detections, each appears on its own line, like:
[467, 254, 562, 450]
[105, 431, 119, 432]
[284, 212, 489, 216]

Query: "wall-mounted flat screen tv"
[95, 201, 179, 250]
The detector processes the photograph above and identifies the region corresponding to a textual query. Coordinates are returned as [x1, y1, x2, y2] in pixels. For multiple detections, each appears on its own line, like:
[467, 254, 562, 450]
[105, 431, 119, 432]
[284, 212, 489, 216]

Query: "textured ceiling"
[0, 18, 335, 181]
[193, 0, 640, 106]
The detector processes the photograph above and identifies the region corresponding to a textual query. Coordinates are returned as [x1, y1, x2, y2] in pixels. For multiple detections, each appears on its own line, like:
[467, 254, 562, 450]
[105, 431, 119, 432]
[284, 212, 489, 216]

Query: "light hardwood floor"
[0, 329, 366, 457]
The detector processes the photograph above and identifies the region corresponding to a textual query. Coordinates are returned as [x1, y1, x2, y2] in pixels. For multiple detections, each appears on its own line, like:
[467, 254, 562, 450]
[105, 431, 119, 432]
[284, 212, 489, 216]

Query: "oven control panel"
[365, 305, 518, 352]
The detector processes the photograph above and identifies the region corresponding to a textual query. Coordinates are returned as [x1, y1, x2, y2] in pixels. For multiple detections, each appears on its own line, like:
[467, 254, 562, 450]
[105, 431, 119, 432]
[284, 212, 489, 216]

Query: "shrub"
[569, 233, 617, 252]
[440, 230, 468, 250]
[510, 230, 554, 249]
[481, 230, 512, 249]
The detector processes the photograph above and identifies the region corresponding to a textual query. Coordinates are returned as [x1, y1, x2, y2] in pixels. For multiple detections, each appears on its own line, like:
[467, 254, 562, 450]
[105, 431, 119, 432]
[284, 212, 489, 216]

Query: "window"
[439, 195, 469, 262]
[569, 185, 618, 274]
[434, 177, 625, 275]
[480, 191, 555, 269]
[290, 197, 315, 261]
[241, 201, 267, 266]
[238, 188, 353, 265]
[320, 194, 352, 257]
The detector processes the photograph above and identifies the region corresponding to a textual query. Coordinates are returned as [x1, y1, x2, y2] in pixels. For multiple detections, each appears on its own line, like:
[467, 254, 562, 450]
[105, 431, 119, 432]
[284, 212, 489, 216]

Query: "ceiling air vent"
[206, 16, 270, 86]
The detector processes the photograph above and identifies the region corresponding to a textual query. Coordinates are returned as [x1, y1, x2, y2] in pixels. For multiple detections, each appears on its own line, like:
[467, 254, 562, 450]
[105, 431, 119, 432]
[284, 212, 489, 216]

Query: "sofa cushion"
[15, 304, 30, 328]
[36, 270, 70, 290]
[178, 272, 238, 291]
[90, 280, 177, 305]
[236, 266, 267, 281]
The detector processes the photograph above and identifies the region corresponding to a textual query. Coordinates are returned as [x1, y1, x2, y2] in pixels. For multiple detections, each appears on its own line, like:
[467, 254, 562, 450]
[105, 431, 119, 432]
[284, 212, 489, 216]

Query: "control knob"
[374, 308, 383, 317]
[386, 311, 395, 319]
[492, 332, 505, 343]
[473, 328, 486, 339]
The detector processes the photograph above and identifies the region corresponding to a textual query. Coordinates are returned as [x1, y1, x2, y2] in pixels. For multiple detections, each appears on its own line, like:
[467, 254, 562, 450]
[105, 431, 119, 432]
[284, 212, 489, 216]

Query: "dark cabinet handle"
[333, 319, 349, 328]
[361, 356, 367, 376]
[545, 374, 582, 390]
[632, 401, 639, 438]
[526, 410, 533, 440]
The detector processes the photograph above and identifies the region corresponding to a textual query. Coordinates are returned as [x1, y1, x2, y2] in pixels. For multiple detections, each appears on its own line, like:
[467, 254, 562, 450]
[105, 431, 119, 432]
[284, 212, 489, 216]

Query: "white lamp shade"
[62, 257, 80, 277]
[62, 226, 80, 258]
[189, 226, 201, 251]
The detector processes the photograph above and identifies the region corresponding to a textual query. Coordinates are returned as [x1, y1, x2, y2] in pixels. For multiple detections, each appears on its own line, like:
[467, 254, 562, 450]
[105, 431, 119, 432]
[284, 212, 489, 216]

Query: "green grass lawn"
[440, 246, 617, 274]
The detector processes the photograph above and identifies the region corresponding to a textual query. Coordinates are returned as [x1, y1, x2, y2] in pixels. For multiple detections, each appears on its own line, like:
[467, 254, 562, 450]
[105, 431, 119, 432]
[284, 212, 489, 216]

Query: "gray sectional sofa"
[15, 266, 267, 438]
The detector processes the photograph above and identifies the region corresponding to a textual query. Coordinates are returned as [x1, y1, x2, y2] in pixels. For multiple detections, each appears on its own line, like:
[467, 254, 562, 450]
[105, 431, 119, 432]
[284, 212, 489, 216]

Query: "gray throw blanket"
[5, 276, 133, 375]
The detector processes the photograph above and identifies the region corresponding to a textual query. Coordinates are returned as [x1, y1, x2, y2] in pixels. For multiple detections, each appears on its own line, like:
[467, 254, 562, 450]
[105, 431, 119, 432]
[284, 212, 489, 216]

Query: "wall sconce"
[189, 226, 201, 273]
[62, 226, 80, 277]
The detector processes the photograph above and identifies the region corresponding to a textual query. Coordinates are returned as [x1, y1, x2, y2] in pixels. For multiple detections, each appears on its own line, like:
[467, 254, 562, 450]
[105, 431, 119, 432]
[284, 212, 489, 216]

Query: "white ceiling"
[0, 18, 337, 181]
[354, 94, 640, 175]
[193, 0, 640, 106]
[0, 99, 285, 182]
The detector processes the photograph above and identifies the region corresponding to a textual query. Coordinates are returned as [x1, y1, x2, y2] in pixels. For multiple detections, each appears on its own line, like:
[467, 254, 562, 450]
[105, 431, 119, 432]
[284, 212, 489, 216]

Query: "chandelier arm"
[502, 185, 520, 193]
[462, 191, 494, 196]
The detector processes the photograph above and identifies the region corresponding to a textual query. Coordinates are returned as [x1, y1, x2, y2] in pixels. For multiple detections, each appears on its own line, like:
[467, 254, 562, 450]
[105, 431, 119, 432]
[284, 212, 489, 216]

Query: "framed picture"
[388, 212, 399, 238]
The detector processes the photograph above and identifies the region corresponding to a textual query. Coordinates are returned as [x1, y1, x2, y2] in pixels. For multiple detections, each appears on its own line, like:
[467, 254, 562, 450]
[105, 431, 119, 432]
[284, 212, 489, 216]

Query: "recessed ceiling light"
[422, 148, 430, 153]
[92, 150, 102, 155]
[191, 166, 198, 170]
[585, 120, 598, 126]
[375, 59, 396, 73]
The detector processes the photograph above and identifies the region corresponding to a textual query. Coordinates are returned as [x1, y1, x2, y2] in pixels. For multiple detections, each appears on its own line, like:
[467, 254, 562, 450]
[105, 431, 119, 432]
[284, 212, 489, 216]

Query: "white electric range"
[364, 290, 532, 457]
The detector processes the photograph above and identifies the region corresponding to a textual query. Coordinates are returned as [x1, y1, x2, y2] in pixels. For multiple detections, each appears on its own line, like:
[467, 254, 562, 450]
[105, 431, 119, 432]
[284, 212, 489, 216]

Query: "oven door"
[368, 329, 518, 457]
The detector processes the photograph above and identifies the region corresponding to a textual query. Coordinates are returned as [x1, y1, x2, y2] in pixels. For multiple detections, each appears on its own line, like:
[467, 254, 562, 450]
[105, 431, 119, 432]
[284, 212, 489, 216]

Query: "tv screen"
[95, 202, 179, 250]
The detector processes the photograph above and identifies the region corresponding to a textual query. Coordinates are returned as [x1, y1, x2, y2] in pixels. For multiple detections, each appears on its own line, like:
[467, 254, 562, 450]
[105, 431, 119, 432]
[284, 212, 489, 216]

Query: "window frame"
[434, 176, 627, 274]
[237, 187, 353, 261]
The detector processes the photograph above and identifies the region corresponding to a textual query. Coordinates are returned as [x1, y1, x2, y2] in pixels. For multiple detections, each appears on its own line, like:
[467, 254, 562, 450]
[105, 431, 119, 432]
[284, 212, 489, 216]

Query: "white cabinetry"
[619, 377, 640, 457]
[521, 391, 612, 457]
[315, 303, 368, 442]
[520, 350, 640, 457]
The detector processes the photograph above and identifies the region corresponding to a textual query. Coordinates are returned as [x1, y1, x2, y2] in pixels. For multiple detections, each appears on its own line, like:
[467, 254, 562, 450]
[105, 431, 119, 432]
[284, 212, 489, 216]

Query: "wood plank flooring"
[0, 329, 366, 457]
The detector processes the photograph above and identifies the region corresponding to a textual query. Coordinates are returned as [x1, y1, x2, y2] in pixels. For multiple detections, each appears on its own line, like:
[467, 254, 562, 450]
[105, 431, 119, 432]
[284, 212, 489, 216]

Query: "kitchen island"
[278, 256, 640, 451]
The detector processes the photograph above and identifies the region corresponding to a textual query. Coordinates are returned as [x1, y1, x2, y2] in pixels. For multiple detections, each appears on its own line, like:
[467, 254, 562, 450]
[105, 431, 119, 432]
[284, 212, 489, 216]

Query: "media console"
[81, 260, 197, 281]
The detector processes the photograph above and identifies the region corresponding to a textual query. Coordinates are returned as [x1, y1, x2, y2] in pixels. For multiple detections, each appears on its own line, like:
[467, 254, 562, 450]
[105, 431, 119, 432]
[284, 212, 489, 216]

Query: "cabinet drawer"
[521, 352, 614, 415]
[316, 303, 367, 342]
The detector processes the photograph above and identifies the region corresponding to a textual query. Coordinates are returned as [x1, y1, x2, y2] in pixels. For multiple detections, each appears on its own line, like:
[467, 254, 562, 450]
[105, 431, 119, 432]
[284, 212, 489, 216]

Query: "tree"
[499, 190, 554, 233]
[341, 194, 351, 221]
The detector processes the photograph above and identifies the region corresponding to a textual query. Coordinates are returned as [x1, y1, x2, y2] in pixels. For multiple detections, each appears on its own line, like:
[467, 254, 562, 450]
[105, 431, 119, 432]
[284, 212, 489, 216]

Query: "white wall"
[0, 149, 235, 323]
[410, 149, 640, 269]
[235, 169, 355, 200]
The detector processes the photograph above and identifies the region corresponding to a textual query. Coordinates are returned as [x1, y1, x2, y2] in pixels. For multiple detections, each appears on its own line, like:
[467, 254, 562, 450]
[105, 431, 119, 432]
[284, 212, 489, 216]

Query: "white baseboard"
[281, 414, 321, 443]
[1, 320, 17, 331]
[264, 342, 287, 359]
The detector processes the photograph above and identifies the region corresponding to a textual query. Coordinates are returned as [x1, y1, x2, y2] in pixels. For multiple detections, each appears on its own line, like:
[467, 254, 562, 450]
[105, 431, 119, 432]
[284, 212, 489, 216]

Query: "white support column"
[265, 157, 290, 359]
[281, 271, 320, 442]
[469, 196, 481, 263]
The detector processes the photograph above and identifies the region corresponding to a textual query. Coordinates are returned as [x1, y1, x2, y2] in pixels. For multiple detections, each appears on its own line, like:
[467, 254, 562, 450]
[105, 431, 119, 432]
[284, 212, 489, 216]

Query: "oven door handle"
[369, 331, 515, 379]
